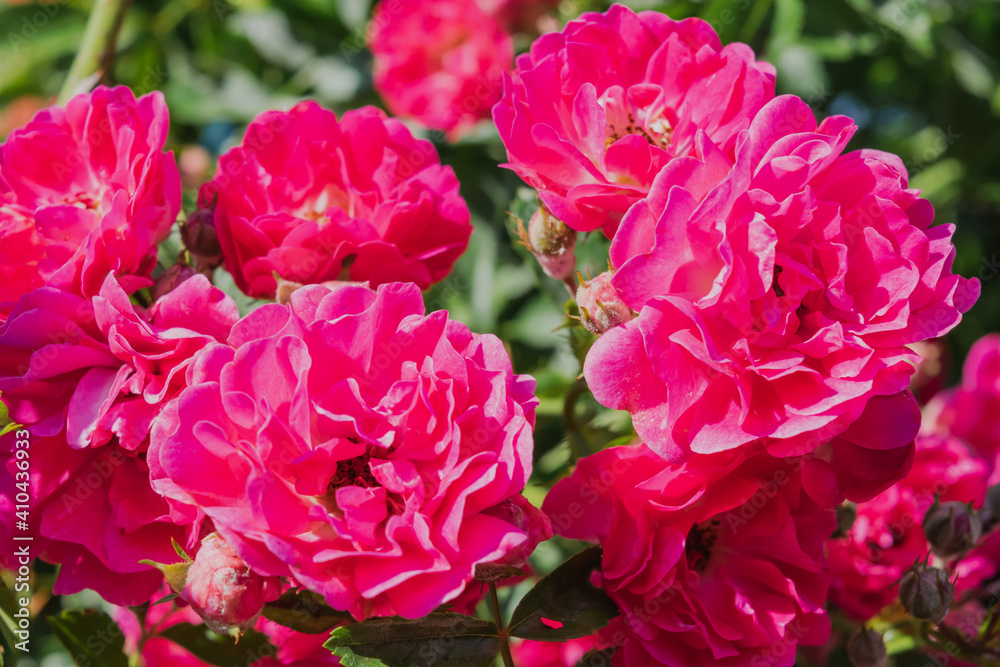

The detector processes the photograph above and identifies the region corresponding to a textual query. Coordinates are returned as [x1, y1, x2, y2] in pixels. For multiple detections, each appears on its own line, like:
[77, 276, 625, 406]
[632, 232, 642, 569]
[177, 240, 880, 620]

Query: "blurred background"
[1, 0, 999, 664]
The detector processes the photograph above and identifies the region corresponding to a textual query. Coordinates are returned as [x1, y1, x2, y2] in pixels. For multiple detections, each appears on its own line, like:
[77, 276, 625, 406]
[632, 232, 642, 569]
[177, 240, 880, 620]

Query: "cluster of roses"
[0, 3, 992, 667]
[493, 4, 988, 667]
[0, 83, 539, 664]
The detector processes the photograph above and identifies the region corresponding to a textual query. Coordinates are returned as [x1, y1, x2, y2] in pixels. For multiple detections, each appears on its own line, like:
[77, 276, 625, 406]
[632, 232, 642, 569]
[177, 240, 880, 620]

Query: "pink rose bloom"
[180, 533, 281, 634]
[925, 333, 1000, 484]
[116, 586, 342, 666]
[544, 444, 833, 667]
[510, 635, 602, 666]
[370, 0, 513, 137]
[0, 274, 238, 604]
[149, 282, 542, 619]
[0, 86, 181, 320]
[827, 435, 988, 621]
[198, 102, 471, 299]
[493, 3, 775, 235]
[585, 95, 979, 504]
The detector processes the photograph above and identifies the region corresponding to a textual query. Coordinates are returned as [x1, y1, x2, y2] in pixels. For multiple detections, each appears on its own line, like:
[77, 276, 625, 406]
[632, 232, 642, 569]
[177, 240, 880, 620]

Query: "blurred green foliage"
[1, 0, 999, 664]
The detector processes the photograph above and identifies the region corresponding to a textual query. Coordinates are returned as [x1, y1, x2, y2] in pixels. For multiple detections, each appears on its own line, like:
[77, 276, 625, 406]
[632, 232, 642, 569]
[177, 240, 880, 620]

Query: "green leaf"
[138, 559, 191, 594]
[262, 588, 352, 635]
[324, 613, 501, 667]
[172, 537, 194, 562]
[575, 648, 618, 666]
[158, 624, 276, 667]
[507, 546, 619, 641]
[47, 609, 129, 667]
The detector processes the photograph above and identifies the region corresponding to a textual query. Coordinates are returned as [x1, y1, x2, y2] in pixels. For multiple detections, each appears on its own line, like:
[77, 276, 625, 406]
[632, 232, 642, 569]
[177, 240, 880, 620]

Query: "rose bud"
[181, 208, 223, 269]
[528, 207, 577, 280]
[898, 563, 955, 624]
[151, 264, 197, 302]
[576, 271, 634, 334]
[923, 499, 982, 559]
[847, 626, 887, 667]
[180, 534, 280, 635]
[516, 205, 578, 281]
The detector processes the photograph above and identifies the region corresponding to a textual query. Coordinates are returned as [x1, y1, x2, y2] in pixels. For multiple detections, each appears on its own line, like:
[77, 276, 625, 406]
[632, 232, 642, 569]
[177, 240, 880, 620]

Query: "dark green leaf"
[158, 624, 276, 667]
[262, 588, 352, 634]
[325, 613, 501, 667]
[508, 546, 619, 641]
[575, 648, 618, 666]
[47, 609, 128, 667]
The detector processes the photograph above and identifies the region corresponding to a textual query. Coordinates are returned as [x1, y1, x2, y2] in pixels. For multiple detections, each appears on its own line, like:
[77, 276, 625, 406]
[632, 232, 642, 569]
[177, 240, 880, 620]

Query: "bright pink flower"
[0, 86, 181, 320]
[510, 635, 601, 666]
[180, 533, 281, 634]
[827, 435, 988, 621]
[370, 0, 513, 137]
[925, 333, 1000, 484]
[494, 3, 775, 235]
[198, 102, 471, 299]
[0, 274, 238, 605]
[585, 95, 979, 504]
[149, 282, 543, 619]
[544, 444, 833, 667]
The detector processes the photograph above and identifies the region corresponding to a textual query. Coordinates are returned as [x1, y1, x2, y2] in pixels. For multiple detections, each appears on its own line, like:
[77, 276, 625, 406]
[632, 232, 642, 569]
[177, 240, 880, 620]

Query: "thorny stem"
[58, 0, 133, 104]
[488, 582, 515, 667]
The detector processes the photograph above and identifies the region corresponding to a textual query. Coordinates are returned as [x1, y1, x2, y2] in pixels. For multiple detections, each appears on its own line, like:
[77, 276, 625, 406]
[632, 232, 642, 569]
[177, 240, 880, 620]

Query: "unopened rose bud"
[182, 208, 223, 269]
[576, 271, 634, 334]
[923, 499, 982, 559]
[519, 206, 577, 280]
[151, 264, 197, 302]
[180, 534, 280, 635]
[898, 563, 955, 624]
[847, 626, 887, 667]
[980, 485, 1000, 532]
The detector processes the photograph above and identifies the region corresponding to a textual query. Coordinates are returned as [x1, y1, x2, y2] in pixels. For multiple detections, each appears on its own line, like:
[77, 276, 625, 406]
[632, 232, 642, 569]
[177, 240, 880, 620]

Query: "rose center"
[599, 89, 673, 151]
[685, 519, 721, 572]
[328, 454, 381, 493]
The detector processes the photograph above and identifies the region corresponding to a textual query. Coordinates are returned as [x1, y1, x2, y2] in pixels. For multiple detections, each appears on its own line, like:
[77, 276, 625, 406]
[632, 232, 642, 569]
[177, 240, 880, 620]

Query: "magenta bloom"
[925, 333, 1000, 484]
[149, 282, 544, 619]
[0, 274, 238, 604]
[180, 533, 281, 634]
[370, 0, 513, 137]
[827, 435, 988, 620]
[544, 444, 833, 667]
[494, 3, 775, 235]
[198, 102, 471, 299]
[585, 96, 978, 503]
[0, 86, 181, 320]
